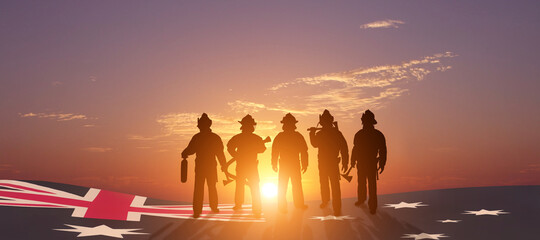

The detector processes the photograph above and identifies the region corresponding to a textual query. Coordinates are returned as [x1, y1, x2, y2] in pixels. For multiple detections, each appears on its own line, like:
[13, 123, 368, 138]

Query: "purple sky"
[1, 1, 539, 201]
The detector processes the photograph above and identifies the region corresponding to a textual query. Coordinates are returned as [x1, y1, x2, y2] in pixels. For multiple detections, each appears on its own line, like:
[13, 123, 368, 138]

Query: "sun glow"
[261, 182, 278, 198]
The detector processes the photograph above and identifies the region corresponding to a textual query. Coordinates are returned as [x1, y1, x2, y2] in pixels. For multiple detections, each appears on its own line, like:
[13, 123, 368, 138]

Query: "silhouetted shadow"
[181, 113, 228, 216]
[272, 113, 309, 212]
[308, 110, 349, 216]
[227, 114, 270, 215]
[351, 110, 387, 214]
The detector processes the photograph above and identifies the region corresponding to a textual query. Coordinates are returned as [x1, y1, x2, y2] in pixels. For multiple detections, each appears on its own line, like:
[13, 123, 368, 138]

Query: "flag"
[0, 180, 538, 239]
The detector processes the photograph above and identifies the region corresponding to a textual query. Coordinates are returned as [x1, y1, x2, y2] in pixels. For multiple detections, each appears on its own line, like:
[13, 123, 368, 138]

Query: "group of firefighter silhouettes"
[181, 109, 386, 218]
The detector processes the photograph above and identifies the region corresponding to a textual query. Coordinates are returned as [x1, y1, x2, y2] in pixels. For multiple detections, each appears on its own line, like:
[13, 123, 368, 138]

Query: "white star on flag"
[309, 215, 356, 221]
[402, 233, 448, 240]
[463, 209, 509, 216]
[384, 202, 428, 209]
[54, 224, 147, 238]
[437, 219, 461, 223]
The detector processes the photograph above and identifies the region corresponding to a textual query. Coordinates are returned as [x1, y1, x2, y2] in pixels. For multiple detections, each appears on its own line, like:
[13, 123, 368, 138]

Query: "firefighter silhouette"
[227, 114, 266, 217]
[181, 113, 227, 218]
[309, 109, 349, 216]
[272, 113, 309, 213]
[351, 110, 387, 215]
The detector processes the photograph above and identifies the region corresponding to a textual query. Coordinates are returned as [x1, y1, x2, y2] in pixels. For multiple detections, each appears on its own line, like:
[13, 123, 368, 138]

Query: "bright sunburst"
[261, 182, 278, 198]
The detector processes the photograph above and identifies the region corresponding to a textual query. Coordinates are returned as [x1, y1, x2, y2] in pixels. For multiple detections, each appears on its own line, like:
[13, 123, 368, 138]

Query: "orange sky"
[1, 1, 539, 203]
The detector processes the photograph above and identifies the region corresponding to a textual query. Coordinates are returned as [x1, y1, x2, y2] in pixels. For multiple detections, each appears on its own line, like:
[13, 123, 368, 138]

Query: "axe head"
[341, 174, 353, 182]
[223, 178, 234, 186]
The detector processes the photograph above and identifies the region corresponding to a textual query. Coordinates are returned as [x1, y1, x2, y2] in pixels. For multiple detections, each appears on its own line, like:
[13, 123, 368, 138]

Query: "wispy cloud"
[127, 134, 167, 141]
[360, 19, 405, 29]
[228, 101, 266, 114]
[131, 52, 456, 142]
[519, 164, 540, 174]
[303, 87, 408, 119]
[228, 100, 317, 116]
[276, 52, 455, 90]
[82, 147, 112, 153]
[135, 146, 152, 149]
[20, 112, 88, 121]
[0, 164, 21, 175]
[263, 52, 456, 119]
[130, 112, 277, 141]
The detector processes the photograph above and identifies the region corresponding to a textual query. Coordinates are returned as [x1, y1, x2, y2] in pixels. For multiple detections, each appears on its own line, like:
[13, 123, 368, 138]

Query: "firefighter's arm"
[216, 138, 227, 172]
[350, 132, 360, 167]
[309, 130, 318, 148]
[217, 151, 227, 172]
[300, 150, 308, 173]
[271, 135, 279, 172]
[350, 146, 358, 167]
[378, 133, 388, 174]
[299, 132, 309, 173]
[339, 132, 349, 172]
[226, 137, 238, 158]
[181, 136, 196, 158]
[257, 138, 267, 153]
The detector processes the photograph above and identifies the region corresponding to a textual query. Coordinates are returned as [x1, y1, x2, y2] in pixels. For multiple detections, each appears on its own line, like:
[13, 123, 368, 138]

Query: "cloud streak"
[228, 100, 318, 116]
[20, 112, 88, 121]
[0, 164, 21, 175]
[360, 19, 405, 29]
[519, 164, 540, 174]
[262, 52, 456, 119]
[82, 147, 112, 153]
[273, 52, 455, 90]
[129, 112, 277, 141]
[131, 52, 456, 142]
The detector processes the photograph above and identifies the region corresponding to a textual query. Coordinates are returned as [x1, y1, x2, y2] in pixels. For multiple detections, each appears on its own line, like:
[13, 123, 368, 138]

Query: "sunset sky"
[1, 1, 539, 203]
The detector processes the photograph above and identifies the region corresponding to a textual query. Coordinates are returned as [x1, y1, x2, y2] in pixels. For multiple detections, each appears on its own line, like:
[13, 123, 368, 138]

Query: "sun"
[261, 182, 278, 198]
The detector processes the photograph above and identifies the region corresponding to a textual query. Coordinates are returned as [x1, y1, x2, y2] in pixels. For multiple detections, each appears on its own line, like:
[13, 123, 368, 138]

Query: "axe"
[341, 165, 354, 182]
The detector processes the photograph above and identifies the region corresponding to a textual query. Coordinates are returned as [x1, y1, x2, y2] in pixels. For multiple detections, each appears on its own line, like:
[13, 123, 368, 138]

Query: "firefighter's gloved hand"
[342, 164, 348, 173]
[379, 165, 385, 174]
